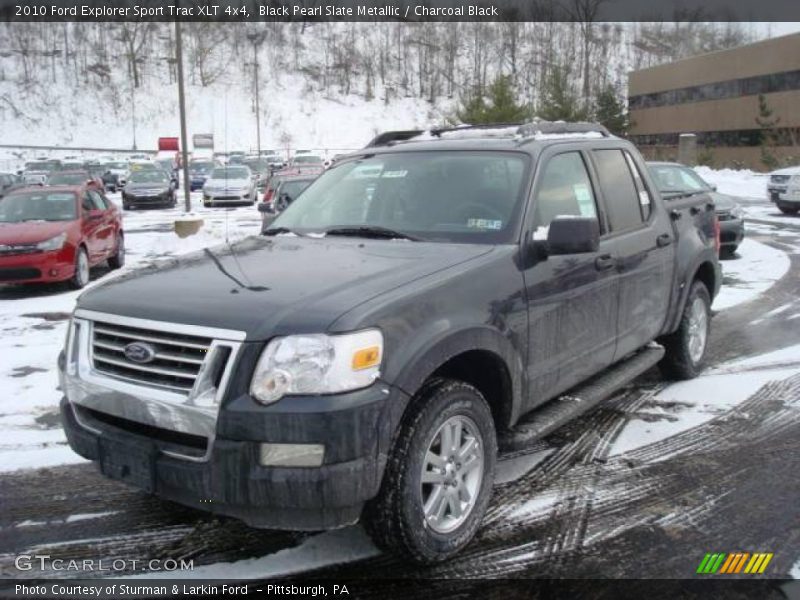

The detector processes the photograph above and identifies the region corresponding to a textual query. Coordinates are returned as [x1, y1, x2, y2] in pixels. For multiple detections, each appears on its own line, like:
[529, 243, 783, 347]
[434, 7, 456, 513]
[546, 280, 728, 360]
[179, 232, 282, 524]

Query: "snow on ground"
[792, 558, 800, 579]
[694, 166, 769, 200]
[713, 238, 790, 311]
[128, 526, 380, 580]
[0, 191, 259, 473]
[609, 344, 800, 457]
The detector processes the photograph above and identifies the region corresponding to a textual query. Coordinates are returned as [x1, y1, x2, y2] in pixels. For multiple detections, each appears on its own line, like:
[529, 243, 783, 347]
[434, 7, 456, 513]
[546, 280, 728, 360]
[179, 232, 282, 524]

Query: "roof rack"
[365, 130, 425, 148]
[429, 122, 525, 137]
[517, 120, 611, 137]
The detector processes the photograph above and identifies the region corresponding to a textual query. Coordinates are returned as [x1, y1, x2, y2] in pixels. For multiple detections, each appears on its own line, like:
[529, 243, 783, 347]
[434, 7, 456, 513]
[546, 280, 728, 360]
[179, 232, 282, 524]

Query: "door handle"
[656, 233, 672, 247]
[595, 254, 616, 271]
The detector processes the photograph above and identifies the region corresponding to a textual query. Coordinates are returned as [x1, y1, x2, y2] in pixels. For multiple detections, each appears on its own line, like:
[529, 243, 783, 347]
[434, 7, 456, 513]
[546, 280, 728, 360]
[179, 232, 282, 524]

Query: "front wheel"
[778, 203, 799, 215]
[658, 281, 711, 380]
[363, 378, 497, 564]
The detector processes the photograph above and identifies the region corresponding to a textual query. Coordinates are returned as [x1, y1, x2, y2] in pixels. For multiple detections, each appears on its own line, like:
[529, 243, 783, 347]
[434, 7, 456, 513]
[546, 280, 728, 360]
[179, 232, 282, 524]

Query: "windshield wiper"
[262, 226, 304, 237]
[324, 226, 419, 241]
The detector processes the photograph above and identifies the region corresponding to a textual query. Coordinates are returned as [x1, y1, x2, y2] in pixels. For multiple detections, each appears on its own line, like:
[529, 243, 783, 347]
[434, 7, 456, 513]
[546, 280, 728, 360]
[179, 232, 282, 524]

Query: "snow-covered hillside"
[0, 72, 451, 153]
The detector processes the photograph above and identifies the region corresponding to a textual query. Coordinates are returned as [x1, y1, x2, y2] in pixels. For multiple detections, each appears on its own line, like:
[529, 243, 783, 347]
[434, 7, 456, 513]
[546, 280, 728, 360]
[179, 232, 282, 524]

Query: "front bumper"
[123, 193, 172, 206]
[0, 246, 76, 284]
[60, 322, 400, 530]
[768, 185, 800, 203]
[204, 191, 253, 204]
[718, 217, 745, 247]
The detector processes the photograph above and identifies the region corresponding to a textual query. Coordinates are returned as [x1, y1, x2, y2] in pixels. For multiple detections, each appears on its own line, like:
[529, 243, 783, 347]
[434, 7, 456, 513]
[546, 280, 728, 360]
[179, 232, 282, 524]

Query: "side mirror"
[545, 217, 600, 255]
[257, 202, 274, 214]
[709, 184, 718, 192]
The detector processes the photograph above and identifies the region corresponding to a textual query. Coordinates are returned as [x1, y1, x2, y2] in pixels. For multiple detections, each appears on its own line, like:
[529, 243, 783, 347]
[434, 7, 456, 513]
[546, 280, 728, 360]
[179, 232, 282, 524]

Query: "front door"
[522, 149, 619, 411]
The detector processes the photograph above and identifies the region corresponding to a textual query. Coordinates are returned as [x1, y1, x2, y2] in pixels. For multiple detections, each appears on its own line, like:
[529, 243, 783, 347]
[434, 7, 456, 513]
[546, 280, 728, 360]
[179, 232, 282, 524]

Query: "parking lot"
[0, 179, 799, 581]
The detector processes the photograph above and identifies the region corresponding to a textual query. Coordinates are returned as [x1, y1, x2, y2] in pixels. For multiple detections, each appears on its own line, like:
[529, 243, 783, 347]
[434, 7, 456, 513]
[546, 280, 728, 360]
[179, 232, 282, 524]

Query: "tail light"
[263, 188, 273, 202]
[712, 214, 721, 253]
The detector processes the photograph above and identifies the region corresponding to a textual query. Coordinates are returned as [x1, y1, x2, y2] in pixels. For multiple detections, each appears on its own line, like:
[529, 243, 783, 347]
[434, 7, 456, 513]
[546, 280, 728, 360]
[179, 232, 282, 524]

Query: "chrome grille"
[91, 322, 212, 393]
[770, 175, 790, 184]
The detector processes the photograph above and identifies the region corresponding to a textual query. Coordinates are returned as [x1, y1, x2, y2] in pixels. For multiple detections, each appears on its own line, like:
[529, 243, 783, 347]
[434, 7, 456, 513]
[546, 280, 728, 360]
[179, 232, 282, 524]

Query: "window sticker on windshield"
[573, 184, 596, 216]
[467, 218, 503, 230]
[639, 190, 651, 205]
[381, 170, 408, 178]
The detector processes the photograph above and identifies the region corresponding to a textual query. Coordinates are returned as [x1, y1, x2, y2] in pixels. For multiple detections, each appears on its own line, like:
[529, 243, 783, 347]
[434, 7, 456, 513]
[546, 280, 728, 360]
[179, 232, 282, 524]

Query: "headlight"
[36, 233, 67, 251]
[250, 329, 383, 405]
[792, 175, 800, 185]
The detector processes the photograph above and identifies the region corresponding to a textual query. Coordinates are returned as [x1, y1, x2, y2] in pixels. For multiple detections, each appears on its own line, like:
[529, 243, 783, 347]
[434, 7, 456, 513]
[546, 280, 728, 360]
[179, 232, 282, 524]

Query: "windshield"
[190, 161, 214, 172]
[47, 172, 89, 185]
[273, 152, 529, 243]
[293, 155, 322, 164]
[243, 159, 269, 171]
[129, 171, 169, 184]
[106, 162, 126, 170]
[211, 167, 250, 179]
[649, 165, 711, 194]
[0, 192, 77, 222]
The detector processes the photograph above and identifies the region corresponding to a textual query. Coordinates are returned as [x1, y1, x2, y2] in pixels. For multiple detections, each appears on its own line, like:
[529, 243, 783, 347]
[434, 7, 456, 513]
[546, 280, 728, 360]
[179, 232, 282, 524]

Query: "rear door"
[522, 148, 619, 410]
[87, 190, 115, 257]
[590, 148, 676, 360]
[80, 191, 103, 261]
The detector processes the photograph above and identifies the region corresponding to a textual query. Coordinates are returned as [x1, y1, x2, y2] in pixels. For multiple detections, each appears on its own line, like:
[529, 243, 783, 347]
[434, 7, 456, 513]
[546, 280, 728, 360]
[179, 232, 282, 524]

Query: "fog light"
[258, 443, 325, 467]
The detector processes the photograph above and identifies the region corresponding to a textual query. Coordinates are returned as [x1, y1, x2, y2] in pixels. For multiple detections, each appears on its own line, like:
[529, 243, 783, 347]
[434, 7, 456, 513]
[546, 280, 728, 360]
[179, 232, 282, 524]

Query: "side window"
[592, 149, 644, 232]
[88, 190, 106, 210]
[532, 152, 599, 233]
[623, 151, 652, 220]
[81, 193, 93, 213]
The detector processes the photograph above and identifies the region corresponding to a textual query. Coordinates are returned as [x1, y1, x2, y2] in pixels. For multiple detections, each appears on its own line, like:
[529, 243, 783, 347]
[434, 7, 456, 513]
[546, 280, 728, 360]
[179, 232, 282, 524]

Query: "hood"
[709, 192, 737, 211]
[205, 177, 250, 188]
[77, 236, 493, 340]
[770, 166, 800, 177]
[0, 220, 74, 245]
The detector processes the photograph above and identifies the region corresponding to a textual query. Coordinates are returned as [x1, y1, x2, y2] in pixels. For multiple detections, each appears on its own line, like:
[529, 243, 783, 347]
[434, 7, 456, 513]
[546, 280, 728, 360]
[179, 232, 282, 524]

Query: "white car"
[202, 166, 257, 206]
[767, 166, 800, 215]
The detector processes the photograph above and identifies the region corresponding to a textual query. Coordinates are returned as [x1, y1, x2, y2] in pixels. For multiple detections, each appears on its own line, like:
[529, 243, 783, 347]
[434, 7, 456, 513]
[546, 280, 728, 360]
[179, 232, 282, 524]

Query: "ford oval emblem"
[124, 341, 156, 364]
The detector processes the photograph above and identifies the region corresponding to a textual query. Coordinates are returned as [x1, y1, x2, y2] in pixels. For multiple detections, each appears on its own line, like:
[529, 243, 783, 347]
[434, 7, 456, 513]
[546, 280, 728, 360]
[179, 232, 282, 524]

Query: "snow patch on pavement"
[713, 238, 790, 311]
[609, 344, 800, 457]
[130, 526, 380, 580]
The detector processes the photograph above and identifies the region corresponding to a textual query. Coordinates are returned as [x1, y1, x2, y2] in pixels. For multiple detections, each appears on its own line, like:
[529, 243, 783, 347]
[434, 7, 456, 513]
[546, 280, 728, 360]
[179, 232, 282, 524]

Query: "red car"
[0, 185, 124, 289]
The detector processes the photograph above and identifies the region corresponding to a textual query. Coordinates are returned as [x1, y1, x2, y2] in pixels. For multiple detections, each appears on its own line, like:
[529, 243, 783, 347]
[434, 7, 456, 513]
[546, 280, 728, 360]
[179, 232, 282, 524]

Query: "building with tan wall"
[628, 33, 800, 170]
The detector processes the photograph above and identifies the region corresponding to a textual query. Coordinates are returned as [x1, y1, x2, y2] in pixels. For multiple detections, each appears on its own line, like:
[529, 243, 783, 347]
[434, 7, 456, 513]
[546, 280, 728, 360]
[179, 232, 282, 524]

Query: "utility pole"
[175, 18, 191, 212]
[131, 85, 137, 150]
[247, 31, 266, 156]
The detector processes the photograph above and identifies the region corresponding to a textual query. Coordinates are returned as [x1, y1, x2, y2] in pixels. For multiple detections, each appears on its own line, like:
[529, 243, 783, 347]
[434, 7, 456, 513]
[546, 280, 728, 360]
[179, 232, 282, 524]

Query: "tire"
[719, 245, 736, 259]
[69, 246, 90, 290]
[777, 203, 799, 215]
[122, 202, 130, 211]
[363, 378, 497, 564]
[659, 281, 711, 380]
[108, 232, 124, 269]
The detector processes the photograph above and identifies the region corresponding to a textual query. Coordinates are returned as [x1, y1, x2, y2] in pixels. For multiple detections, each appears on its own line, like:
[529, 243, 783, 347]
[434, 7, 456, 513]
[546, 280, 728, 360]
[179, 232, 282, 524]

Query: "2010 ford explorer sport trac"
[59, 122, 721, 563]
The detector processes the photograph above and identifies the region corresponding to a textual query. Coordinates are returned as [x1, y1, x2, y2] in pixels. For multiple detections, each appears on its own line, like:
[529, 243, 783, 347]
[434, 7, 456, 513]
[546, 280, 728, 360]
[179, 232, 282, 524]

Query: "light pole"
[175, 19, 191, 212]
[246, 31, 266, 156]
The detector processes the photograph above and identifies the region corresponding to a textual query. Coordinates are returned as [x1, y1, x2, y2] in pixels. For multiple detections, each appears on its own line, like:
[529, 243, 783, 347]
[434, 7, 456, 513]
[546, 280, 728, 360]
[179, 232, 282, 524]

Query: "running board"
[499, 345, 665, 453]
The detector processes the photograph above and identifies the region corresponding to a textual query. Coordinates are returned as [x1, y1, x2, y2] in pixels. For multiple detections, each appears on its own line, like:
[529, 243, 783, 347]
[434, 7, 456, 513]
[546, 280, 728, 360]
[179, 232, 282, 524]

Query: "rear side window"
[81, 194, 93, 212]
[623, 151, 652, 220]
[533, 152, 599, 231]
[88, 191, 106, 210]
[592, 149, 643, 232]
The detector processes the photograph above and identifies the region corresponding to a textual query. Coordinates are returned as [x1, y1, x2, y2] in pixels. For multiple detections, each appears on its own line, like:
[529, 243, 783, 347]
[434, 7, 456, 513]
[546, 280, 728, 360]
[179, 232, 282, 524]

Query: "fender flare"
[665, 254, 719, 334]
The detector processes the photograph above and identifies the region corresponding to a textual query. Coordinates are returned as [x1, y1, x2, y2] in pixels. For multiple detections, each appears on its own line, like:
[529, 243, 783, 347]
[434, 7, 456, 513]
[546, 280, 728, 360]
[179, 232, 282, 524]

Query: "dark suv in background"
[60, 122, 720, 563]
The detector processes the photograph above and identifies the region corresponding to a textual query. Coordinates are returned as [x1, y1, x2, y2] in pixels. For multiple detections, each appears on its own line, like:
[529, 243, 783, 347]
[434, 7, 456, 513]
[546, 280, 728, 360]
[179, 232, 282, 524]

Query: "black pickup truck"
[59, 122, 721, 563]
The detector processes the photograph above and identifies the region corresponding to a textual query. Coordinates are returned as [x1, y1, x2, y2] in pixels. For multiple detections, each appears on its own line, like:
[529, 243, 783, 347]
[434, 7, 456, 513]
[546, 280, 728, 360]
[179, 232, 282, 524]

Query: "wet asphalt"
[1, 209, 799, 585]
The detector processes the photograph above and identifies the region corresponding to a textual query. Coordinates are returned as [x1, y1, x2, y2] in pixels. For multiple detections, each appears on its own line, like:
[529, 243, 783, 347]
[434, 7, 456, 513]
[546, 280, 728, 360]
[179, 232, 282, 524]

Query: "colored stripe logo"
[697, 552, 773, 574]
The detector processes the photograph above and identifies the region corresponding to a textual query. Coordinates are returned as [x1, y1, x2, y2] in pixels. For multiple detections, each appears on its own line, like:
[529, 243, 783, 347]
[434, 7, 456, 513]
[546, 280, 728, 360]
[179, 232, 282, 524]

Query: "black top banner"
[1, 0, 800, 22]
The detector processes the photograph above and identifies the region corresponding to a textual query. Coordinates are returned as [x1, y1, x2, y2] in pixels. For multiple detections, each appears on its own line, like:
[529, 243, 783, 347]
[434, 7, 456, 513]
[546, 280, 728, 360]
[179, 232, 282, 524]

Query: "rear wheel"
[69, 246, 90, 290]
[363, 378, 496, 564]
[659, 281, 711, 380]
[108, 232, 124, 269]
[719, 245, 737, 259]
[778, 203, 799, 215]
